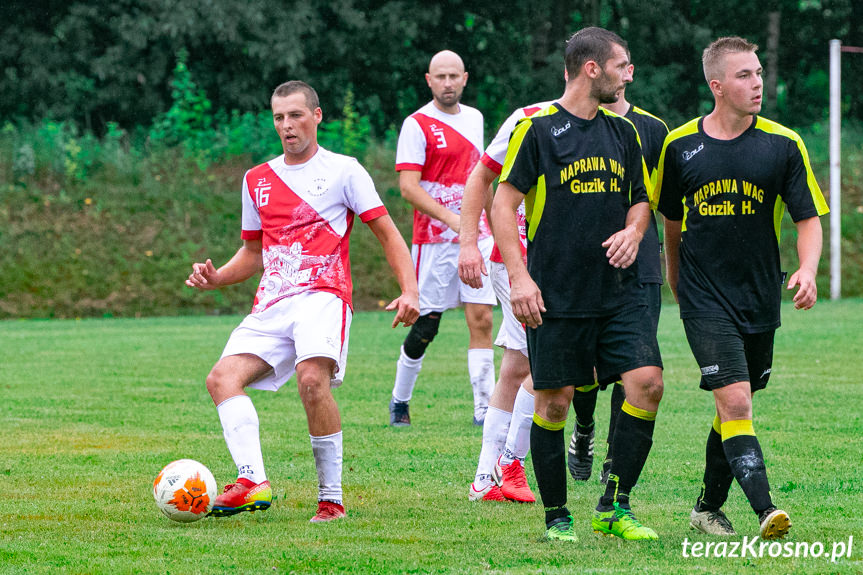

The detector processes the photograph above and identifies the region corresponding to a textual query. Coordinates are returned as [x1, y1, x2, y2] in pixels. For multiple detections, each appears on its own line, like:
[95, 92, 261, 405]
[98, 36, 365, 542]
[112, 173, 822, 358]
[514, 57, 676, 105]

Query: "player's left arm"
[781, 131, 829, 310]
[604, 201, 648, 269]
[787, 216, 823, 310]
[603, 132, 649, 269]
[366, 214, 420, 327]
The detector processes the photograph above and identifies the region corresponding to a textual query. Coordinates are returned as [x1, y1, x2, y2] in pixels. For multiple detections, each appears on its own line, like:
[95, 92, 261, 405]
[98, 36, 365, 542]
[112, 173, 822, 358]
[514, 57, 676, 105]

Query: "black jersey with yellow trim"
[625, 105, 670, 285]
[626, 106, 669, 177]
[500, 103, 650, 318]
[655, 115, 828, 332]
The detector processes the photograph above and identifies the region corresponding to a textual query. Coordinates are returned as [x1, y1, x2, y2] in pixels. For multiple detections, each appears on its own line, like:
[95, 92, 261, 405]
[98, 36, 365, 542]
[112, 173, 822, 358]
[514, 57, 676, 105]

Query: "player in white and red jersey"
[388, 50, 497, 428]
[459, 102, 551, 503]
[186, 81, 419, 523]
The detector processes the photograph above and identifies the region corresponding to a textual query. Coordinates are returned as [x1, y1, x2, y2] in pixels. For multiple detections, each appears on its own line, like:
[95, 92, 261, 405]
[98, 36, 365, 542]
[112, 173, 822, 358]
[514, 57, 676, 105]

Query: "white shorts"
[490, 261, 528, 356]
[413, 236, 497, 315]
[221, 291, 352, 391]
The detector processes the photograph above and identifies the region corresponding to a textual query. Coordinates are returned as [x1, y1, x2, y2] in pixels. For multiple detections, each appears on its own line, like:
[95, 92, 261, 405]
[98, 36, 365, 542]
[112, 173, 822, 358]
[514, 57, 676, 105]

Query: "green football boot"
[591, 502, 658, 540]
[545, 515, 578, 542]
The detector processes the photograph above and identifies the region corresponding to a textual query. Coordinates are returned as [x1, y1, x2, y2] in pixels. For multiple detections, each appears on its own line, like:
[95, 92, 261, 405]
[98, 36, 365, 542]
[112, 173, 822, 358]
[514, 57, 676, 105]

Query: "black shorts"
[597, 283, 662, 389]
[527, 305, 663, 390]
[682, 316, 774, 392]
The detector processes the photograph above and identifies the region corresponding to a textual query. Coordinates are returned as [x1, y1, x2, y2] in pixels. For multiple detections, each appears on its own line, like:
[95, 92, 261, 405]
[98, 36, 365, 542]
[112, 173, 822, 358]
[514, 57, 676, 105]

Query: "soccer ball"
[153, 459, 217, 523]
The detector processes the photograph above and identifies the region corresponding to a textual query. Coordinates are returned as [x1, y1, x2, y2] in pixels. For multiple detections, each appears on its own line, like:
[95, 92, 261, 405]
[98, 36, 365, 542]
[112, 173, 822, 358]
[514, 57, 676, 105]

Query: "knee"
[205, 366, 229, 400]
[403, 313, 442, 359]
[467, 306, 493, 335]
[544, 398, 570, 422]
[500, 351, 531, 389]
[644, 375, 664, 404]
[632, 369, 664, 405]
[296, 365, 333, 405]
[718, 396, 752, 421]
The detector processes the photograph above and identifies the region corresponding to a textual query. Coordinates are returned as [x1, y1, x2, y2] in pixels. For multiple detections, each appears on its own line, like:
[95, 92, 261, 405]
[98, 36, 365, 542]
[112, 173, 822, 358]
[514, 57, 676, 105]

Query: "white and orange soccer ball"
[153, 459, 217, 523]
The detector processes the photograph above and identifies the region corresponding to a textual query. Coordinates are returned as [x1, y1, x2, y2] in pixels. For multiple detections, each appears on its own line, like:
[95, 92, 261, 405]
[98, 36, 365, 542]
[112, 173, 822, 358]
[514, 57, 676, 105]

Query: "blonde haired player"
[657, 36, 827, 540]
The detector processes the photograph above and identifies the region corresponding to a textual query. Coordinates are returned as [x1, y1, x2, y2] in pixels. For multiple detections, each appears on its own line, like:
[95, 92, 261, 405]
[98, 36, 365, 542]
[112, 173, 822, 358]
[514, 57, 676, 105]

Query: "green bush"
[2, 63, 860, 318]
[0, 113, 409, 318]
[147, 53, 373, 168]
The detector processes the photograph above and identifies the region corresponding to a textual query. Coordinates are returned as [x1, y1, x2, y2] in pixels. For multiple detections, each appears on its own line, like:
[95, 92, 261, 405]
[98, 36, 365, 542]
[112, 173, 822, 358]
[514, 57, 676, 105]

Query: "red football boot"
[209, 478, 272, 517]
[310, 500, 346, 523]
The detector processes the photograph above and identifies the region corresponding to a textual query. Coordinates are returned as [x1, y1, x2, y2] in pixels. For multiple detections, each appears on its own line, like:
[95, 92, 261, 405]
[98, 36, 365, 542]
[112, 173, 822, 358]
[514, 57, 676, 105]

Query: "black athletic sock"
[572, 384, 598, 433]
[530, 414, 569, 525]
[606, 383, 626, 459]
[721, 419, 773, 516]
[600, 400, 656, 508]
[696, 415, 735, 512]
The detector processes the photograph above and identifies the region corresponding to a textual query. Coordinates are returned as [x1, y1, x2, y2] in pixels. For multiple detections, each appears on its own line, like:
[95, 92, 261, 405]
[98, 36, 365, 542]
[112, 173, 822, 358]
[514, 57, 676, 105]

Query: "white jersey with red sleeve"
[240, 147, 387, 314]
[395, 101, 490, 244]
[484, 102, 552, 264]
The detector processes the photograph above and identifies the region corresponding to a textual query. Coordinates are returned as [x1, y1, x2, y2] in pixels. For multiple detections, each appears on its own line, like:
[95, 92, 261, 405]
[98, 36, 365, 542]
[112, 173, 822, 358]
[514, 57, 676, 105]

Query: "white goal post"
[829, 39, 863, 300]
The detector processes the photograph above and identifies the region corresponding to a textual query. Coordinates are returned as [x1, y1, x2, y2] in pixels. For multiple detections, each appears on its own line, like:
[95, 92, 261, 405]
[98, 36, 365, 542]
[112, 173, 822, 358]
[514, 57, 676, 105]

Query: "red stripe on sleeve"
[241, 229, 263, 240]
[360, 205, 388, 223]
[480, 154, 503, 175]
[396, 162, 424, 173]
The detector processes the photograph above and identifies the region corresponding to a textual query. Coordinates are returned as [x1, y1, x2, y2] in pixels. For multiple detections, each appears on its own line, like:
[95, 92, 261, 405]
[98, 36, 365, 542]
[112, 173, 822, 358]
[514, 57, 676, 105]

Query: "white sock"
[500, 386, 534, 466]
[310, 431, 343, 505]
[474, 406, 511, 484]
[217, 395, 267, 483]
[468, 348, 495, 419]
[392, 346, 423, 403]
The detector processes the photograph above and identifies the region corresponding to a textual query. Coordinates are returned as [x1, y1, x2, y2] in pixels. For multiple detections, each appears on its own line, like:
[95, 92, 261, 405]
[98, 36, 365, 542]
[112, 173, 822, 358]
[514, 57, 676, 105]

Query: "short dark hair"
[702, 37, 759, 83]
[271, 81, 320, 110]
[565, 27, 628, 79]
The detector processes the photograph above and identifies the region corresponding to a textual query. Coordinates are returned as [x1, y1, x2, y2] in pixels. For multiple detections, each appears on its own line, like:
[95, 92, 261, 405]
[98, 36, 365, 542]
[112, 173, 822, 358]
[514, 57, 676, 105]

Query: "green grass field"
[2, 300, 862, 574]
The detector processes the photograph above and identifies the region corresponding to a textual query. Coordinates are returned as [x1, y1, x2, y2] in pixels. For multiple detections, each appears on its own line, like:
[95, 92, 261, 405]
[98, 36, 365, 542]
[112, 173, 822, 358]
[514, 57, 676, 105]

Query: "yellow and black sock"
[696, 415, 734, 512]
[606, 383, 626, 458]
[572, 383, 598, 434]
[599, 400, 656, 509]
[530, 413, 569, 525]
[721, 419, 773, 515]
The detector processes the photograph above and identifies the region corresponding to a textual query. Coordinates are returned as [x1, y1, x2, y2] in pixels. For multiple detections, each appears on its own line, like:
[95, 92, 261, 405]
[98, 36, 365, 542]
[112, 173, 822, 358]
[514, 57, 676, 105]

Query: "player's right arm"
[395, 115, 461, 233]
[398, 170, 461, 232]
[654, 130, 684, 301]
[185, 239, 263, 290]
[492, 182, 544, 328]
[457, 162, 496, 288]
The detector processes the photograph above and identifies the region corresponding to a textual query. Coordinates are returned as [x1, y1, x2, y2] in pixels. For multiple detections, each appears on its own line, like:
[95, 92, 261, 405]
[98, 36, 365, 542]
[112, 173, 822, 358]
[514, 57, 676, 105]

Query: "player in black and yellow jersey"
[492, 27, 664, 542]
[656, 36, 828, 540]
[567, 52, 670, 484]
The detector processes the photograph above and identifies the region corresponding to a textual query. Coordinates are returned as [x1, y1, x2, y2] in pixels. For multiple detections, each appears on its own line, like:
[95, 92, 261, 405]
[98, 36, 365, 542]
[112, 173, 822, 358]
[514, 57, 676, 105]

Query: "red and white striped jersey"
[241, 148, 387, 314]
[483, 102, 552, 264]
[395, 101, 490, 244]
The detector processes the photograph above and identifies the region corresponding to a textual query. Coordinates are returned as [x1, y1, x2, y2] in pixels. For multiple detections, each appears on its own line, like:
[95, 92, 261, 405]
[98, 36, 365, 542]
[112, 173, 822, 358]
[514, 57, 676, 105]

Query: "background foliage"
[4, 0, 862, 134]
[1, 1, 862, 318]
